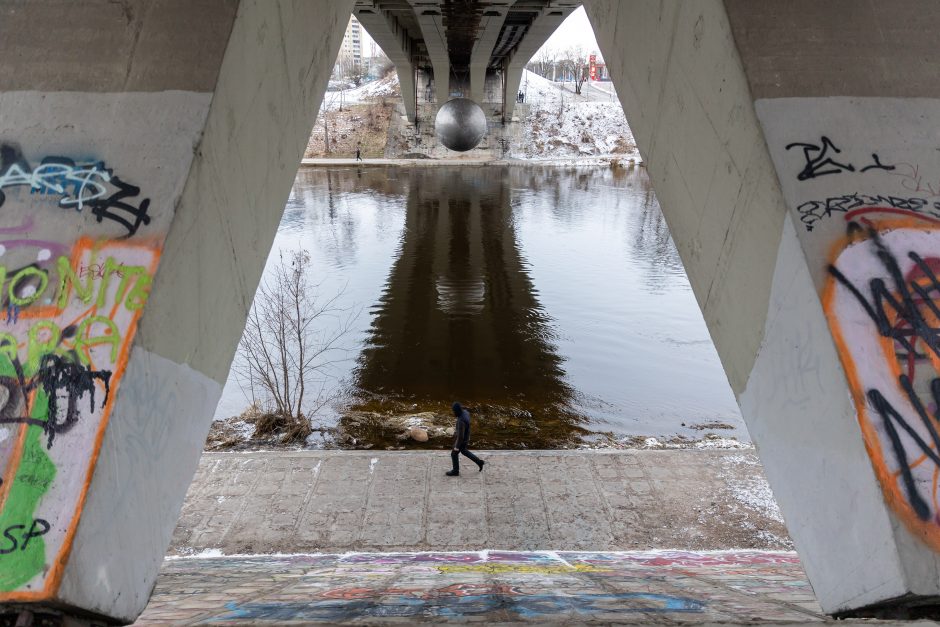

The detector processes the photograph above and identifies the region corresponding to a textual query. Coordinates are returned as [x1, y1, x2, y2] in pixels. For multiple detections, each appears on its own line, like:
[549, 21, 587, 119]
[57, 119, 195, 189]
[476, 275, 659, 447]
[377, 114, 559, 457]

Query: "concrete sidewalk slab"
[170, 450, 789, 556]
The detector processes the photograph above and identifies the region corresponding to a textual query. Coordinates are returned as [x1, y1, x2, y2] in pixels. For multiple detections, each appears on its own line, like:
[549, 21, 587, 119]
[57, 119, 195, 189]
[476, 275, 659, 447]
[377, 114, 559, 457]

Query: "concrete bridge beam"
[469, 5, 510, 103]
[585, 0, 940, 615]
[409, 2, 450, 105]
[501, 7, 571, 122]
[355, 3, 418, 123]
[0, 0, 351, 622]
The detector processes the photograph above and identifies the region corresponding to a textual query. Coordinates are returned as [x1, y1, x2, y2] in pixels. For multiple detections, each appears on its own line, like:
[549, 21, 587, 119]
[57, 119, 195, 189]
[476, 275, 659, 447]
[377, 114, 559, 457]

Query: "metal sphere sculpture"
[434, 98, 487, 152]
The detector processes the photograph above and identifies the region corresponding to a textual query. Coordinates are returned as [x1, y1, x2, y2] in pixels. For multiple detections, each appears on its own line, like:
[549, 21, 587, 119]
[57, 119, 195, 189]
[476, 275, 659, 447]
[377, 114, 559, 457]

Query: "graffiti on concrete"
[214, 592, 705, 621]
[795, 194, 940, 231]
[0, 144, 152, 237]
[825, 216, 940, 546]
[140, 550, 823, 624]
[785, 136, 895, 181]
[759, 104, 940, 553]
[0, 354, 112, 448]
[208, 552, 708, 621]
[0, 144, 161, 596]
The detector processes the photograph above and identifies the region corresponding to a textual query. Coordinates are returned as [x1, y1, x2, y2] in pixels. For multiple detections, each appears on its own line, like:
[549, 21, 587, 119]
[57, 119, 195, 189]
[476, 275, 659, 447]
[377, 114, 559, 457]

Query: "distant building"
[338, 16, 362, 69]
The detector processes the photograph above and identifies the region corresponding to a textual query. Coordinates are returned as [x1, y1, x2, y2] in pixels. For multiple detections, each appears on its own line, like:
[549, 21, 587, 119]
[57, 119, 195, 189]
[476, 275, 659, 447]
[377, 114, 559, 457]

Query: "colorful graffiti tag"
[825, 216, 940, 547]
[213, 592, 705, 621]
[202, 552, 707, 622]
[0, 144, 160, 597]
[138, 550, 821, 624]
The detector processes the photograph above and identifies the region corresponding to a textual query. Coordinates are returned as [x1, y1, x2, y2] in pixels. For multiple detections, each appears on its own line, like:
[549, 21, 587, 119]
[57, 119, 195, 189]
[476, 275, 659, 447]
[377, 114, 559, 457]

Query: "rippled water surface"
[216, 166, 746, 446]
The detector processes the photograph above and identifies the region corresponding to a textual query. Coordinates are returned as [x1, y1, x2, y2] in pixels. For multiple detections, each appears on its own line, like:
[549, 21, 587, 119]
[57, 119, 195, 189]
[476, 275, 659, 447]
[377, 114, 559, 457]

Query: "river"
[214, 164, 747, 448]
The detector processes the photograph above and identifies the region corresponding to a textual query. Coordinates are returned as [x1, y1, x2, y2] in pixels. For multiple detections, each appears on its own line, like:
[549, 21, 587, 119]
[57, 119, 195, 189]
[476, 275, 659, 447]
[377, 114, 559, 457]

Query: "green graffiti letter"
[8, 266, 48, 307]
[57, 255, 95, 308]
[124, 272, 152, 311]
[27, 321, 60, 372]
[74, 315, 120, 364]
[0, 333, 17, 362]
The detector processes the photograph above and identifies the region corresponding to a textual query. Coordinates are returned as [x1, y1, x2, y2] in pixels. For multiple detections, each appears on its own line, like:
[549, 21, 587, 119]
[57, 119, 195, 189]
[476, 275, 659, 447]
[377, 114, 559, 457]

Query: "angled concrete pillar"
[0, 0, 350, 622]
[409, 2, 450, 105]
[469, 4, 510, 103]
[356, 3, 418, 123]
[501, 8, 571, 122]
[586, 0, 940, 615]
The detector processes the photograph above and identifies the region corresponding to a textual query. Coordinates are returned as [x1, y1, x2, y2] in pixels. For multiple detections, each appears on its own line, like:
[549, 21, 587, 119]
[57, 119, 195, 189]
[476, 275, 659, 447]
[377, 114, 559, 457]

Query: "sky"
[537, 7, 600, 56]
[358, 6, 601, 61]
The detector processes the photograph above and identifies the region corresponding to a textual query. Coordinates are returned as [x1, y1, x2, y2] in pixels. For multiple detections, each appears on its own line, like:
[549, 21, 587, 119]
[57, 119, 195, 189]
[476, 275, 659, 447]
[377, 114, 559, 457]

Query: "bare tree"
[234, 249, 356, 442]
[316, 90, 344, 154]
[560, 45, 588, 95]
[529, 47, 557, 80]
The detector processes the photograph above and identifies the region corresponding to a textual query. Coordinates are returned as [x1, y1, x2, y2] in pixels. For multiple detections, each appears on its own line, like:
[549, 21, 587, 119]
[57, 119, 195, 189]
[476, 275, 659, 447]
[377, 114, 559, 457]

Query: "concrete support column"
[409, 3, 450, 106]
[0, 0, 350, 623]
[356, 3, 418, 123]
[469, 5, 510, 104]
[502, 63, 525, 122]
[585, 0, 940, 615]
[501, 8, 572, 122]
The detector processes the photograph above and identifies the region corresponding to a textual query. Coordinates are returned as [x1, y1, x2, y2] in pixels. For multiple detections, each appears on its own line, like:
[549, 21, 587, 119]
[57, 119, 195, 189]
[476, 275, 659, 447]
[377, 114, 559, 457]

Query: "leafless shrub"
[234, 249, 356, 443]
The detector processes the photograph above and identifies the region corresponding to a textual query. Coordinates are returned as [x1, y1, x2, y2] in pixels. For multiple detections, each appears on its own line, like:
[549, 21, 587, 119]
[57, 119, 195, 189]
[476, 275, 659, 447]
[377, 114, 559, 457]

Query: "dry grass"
[305, 102, 395, 159]
[248, 410, 313, 444]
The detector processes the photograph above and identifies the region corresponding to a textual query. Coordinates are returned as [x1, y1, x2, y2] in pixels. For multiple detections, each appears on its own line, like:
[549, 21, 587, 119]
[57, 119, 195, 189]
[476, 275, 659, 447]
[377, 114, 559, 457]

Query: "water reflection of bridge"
[350, 167, 582, 447]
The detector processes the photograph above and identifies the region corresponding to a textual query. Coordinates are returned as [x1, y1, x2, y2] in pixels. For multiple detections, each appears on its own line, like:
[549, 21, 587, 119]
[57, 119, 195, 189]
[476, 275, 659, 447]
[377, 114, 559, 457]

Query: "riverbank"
[299, 155, 643, 167]
[206, 407, 748, 452]
[170, 449, 788, 557]
[303, 69, 641, 161]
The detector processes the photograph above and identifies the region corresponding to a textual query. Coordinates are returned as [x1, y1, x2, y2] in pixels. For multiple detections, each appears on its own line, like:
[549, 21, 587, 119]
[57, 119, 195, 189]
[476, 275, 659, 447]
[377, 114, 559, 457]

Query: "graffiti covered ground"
[134, 550, 823, 625]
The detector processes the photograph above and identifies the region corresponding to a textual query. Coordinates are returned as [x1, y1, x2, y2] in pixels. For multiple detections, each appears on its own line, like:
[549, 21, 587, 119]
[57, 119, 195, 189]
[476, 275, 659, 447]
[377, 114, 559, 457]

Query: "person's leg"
[460, 446, 484, 471]
[446, 449, 460, 476]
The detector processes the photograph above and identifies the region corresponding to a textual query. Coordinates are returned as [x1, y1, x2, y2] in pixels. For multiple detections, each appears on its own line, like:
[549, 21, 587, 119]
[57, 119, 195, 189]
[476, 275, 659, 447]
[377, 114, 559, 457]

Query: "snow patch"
[721, 454, 784, 524]
[323, 74, 401, 111]
[168, 548, 225, 560]
[694, 437, 750, 450]
[520, 70, 639, 160]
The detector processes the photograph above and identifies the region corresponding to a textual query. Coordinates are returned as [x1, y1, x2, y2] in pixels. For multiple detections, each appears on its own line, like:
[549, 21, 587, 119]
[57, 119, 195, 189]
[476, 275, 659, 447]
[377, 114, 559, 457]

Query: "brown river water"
[215, 165, 746, 448]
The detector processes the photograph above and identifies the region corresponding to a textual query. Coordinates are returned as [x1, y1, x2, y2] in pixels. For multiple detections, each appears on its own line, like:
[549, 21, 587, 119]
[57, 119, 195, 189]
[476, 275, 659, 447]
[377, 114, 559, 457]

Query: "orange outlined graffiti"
[824, 212, 940, 549]
[0, 236, 160, 598]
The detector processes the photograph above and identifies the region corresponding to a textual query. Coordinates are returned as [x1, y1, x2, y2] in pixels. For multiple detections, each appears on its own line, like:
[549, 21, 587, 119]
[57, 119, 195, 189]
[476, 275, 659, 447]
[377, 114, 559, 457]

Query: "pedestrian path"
[135, 550, 835, 625]
[170, 450, 789, 556]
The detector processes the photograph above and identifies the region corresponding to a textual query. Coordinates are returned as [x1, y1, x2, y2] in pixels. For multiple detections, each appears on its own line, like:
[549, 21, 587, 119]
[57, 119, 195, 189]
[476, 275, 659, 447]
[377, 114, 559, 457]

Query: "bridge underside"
[353, 0, 578, 123]
[1, 0, 940, 623]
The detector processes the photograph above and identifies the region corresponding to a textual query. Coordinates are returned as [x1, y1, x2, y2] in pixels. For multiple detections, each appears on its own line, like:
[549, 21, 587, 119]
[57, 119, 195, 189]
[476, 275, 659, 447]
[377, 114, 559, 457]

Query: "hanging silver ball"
[434, 98, 487, 152]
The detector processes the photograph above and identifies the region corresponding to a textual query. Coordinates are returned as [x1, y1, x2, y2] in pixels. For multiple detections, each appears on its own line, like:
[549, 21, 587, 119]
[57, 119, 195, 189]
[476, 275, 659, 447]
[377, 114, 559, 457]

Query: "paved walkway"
[170, 450, 789, 556]
[134, 550, 906, 625]
[298, 157, 639, 167]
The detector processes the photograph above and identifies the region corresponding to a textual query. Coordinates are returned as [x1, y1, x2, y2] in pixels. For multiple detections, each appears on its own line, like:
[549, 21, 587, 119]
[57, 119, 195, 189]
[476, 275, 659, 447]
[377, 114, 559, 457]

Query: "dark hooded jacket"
[452, 402, 471, 448]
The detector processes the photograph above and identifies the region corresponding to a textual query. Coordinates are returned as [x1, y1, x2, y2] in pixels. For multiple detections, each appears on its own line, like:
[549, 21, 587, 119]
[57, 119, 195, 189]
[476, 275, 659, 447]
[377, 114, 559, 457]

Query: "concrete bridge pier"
[0, 0, 351, 623]
[355, 4, 419, 123]
[500, 8, 569, 123]
[586, 0, 940, 616]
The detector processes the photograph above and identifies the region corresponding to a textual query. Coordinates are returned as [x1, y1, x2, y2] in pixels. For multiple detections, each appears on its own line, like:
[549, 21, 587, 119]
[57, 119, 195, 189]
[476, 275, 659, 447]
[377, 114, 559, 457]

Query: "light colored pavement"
[169, 450, 790, 556]
[139, 452, 929, 624]
[135, 550, 920, 625]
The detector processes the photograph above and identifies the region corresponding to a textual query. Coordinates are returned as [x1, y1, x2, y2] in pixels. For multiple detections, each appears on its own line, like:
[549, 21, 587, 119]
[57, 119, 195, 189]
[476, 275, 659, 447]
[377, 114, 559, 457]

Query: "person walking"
[355, 142, 362, 162]
[446, 402, 484, 476]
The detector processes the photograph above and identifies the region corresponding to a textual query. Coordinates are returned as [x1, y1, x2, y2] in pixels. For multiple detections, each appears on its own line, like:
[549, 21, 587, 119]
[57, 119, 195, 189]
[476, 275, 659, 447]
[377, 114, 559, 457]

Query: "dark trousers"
[451, 445, 482, 472]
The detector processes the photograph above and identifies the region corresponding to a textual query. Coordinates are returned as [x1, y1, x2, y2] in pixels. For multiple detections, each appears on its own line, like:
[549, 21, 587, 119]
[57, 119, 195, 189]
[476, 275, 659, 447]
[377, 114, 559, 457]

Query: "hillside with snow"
[519, 69, 638, 159]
